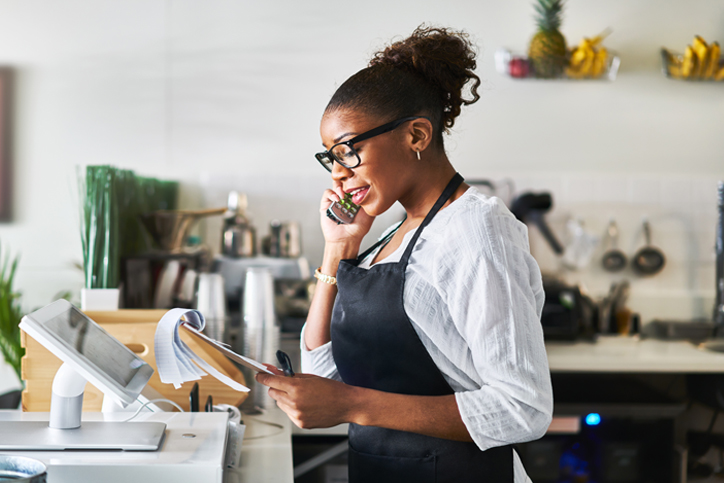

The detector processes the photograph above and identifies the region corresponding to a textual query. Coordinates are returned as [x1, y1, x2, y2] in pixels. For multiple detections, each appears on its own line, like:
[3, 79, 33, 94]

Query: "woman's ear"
[407, 117, 433, 154]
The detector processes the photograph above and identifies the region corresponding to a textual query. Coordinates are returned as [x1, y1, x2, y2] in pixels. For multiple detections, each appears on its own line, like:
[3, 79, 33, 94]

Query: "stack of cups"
[242, 267, 279, 410]
[196, 273, 227, 343]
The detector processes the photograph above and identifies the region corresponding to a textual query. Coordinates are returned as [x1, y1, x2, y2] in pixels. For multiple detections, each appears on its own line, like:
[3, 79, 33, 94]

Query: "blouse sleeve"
[438, 198, 552, 451]
[299, 323, 342, 381]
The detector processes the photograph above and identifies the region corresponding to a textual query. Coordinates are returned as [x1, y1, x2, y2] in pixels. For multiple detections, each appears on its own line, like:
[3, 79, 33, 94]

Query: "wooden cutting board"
[20, 309, 248, 412]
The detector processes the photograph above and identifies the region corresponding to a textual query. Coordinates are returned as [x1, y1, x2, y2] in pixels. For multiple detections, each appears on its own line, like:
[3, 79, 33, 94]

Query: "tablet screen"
[45, 307, 146, 387]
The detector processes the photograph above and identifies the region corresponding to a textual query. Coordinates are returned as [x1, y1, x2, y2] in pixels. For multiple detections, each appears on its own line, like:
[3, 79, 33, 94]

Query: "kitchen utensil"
[561, 218, 598, 270]
[140, 207, 225, 253]
[264, 220, 302, 258]
[511, 192, 564, 255]
[601, 220, 627, 272]
[632, 220, 666, 276]
[221, 192, 257, 258]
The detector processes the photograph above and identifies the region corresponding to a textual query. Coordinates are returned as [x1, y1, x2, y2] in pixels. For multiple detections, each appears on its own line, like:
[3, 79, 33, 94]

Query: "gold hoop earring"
[416, 150, 421, 161]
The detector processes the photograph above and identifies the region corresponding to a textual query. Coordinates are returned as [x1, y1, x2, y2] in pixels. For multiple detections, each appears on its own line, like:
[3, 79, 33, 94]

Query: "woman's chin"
[360, 201, 393, 218]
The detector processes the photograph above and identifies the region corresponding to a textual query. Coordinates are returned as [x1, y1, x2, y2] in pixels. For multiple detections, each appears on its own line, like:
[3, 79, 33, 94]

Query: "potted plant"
[0, 243, 23, 408]
[79, 165, 122, 310]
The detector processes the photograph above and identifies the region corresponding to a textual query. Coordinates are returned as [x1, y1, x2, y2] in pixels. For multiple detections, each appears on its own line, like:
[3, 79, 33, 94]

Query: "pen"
[189, 382, 199, 412]
[276, 350, 295, 377]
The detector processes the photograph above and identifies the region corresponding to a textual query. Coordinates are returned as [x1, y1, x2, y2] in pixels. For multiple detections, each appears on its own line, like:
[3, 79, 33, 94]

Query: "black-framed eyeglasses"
[315, 116, 428, 172]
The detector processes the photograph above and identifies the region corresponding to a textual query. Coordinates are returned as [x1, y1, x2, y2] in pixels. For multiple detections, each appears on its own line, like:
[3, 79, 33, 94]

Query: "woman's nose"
[331, 161, 353, 182]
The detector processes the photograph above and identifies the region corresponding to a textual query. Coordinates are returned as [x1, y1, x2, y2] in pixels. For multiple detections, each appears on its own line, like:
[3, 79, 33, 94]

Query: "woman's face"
[320, 109, 414, 217]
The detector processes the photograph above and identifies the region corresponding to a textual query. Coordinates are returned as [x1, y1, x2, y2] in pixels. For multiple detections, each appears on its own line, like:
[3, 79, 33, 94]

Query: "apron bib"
[331, 173, 514, 483]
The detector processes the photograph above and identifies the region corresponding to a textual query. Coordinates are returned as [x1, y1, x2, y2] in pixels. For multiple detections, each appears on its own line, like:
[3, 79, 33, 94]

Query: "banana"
[705, 41, 721, 79]
[565, 64, 586, 79]
[716, 65, 724, 81]
[682, 45, 697, 79]
[565, 49, 586, 79]
[570, 45, 587, 68]
[580, 40, 595, 76]
[567, 32, 612, 79]
[692, 35, 709, 79]
[590, 47, 608, 78]
[668, 63, 683, 79]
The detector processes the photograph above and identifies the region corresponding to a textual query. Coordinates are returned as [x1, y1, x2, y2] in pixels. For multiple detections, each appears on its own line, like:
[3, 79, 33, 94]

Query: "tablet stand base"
[0, 421, 167, 451]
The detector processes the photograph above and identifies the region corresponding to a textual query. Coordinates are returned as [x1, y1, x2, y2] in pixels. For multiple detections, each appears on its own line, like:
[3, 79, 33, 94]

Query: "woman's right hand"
[319, 188, 374, 247]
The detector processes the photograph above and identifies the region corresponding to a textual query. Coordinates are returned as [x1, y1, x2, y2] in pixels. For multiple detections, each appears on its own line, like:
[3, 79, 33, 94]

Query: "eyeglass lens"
[330, 144, 359, 168]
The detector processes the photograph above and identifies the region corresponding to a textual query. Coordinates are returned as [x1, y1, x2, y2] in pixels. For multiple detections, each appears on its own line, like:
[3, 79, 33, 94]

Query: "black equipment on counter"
[541, 278, 596, 341]
[715, 181, 724, 333]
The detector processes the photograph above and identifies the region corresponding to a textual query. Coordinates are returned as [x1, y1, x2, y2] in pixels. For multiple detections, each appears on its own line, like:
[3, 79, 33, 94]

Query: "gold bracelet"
[314, 267, 337, 285]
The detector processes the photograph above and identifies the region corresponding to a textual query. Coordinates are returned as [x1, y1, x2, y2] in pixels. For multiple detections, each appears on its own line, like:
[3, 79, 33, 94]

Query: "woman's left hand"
[255, 372, 358, 429]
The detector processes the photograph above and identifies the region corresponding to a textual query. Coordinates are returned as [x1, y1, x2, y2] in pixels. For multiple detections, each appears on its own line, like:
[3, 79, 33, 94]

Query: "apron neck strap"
[400, 173, 464, 264]
[356, 217, 406, 262]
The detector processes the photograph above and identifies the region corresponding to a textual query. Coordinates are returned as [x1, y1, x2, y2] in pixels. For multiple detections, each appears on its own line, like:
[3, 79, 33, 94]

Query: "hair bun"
[370, 25, 480, 131]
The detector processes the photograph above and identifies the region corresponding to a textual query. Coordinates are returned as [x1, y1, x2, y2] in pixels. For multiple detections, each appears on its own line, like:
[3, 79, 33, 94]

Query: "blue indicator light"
[585, 413, 601, 426]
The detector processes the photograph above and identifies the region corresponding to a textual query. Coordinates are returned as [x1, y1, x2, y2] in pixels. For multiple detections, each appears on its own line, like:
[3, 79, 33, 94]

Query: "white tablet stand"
[50, 362, 88, 429]
[0, 300, 167, 451]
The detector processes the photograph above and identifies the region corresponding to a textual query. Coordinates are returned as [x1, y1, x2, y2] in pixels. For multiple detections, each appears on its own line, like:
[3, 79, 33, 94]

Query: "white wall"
[0, 0, 721, 321]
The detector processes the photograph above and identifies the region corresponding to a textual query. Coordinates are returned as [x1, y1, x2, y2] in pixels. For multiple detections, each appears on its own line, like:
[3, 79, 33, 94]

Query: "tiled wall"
[510, 173, 721, 323]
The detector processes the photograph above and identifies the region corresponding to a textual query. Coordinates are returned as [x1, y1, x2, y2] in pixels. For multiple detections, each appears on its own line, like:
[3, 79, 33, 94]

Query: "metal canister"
[267, 221, 302, 258]
[0, 455, 47, 482]
[221, 191, 257, 258]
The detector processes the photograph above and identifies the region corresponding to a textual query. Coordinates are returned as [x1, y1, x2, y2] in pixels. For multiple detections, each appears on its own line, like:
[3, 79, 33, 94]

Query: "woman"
[256, 26, 552, 483]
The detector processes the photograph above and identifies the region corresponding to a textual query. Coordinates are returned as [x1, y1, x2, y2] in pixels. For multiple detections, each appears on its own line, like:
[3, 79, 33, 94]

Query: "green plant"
[0, 243, 23, 381]
[79, 165, 120, 289]
[79, 165, 179, 289]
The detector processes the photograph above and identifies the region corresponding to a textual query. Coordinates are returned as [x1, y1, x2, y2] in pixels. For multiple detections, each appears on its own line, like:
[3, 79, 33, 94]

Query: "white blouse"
[301, 187, 553, 483]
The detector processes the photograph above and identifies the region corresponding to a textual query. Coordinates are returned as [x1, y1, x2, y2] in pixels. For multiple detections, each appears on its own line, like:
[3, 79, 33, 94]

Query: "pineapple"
[528, 0, 567, 78]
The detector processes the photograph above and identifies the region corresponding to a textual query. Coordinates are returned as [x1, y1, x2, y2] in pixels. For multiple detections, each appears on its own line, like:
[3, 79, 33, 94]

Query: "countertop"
[6, 337, 724, 482]
[546, 336, 724, 373]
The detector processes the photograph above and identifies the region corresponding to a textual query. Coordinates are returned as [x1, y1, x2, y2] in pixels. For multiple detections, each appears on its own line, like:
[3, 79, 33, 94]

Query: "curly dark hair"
[325, 25, 481, 148]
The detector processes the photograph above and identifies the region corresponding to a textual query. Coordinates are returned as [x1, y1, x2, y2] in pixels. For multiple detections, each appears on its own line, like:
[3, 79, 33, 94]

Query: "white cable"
[243, 416, 284, 440]
[121, 398, 185, 422]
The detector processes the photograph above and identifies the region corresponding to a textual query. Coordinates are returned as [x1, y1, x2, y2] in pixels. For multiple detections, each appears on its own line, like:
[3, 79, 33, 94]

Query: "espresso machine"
[212, 192, 313, 354]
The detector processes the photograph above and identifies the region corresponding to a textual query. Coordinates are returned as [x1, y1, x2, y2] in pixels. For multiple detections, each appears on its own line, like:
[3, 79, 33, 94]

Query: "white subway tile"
[661, 177, 692, 209]
[627, 176, 661, 205]
[595, 175, 628, 204]
[565, 175, 597, 204]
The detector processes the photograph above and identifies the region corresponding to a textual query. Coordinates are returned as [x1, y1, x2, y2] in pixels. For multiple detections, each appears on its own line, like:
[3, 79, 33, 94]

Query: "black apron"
[331, 173, 514, 483]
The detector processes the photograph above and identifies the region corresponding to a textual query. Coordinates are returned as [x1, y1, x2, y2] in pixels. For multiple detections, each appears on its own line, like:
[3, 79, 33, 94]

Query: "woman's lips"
[350, 186, 370, 205]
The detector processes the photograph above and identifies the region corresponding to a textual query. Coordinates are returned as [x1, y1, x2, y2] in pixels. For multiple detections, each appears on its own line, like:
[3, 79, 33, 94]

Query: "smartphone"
[326, 193, 360, 225]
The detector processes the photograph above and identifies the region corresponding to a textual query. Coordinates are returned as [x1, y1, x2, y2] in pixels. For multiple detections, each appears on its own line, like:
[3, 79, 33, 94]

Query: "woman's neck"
[397, 156, 462, 224]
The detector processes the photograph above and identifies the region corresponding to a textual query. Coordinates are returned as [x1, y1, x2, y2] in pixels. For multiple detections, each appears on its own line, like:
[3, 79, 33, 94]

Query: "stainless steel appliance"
[221, 191, 257, 258]
[262, 221, 302, 258]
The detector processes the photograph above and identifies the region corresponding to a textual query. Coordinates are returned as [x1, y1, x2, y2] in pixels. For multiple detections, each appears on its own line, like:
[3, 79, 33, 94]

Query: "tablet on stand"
[1, 300, 166, 451]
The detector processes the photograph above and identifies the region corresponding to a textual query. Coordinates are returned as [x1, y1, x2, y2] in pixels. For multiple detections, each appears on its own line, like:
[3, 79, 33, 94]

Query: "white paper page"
[154, 308, 250, 392]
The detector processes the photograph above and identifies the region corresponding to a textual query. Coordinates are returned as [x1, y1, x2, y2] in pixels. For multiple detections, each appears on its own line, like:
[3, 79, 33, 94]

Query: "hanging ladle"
[601, 220, 627, 272]
[632, 219, 666, 276]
